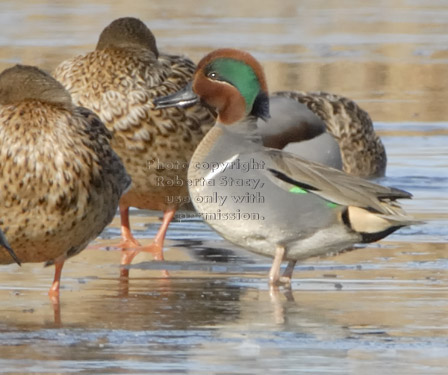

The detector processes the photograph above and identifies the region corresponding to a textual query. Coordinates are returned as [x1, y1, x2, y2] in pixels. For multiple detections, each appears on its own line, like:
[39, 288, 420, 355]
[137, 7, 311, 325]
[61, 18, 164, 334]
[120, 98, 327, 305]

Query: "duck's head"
[154, 48, 270, 124]
[96, 17, 158, 58]
[0, 64, 72, 110]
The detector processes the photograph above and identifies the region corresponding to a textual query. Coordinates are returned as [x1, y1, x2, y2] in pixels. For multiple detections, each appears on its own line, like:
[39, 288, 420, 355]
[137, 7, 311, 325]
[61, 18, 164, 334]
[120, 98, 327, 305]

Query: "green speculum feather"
[289, 186, 307, 194]
[208, 58, 261, 114]
[325, 201, 339, 208]
[288, 186, 340, 208]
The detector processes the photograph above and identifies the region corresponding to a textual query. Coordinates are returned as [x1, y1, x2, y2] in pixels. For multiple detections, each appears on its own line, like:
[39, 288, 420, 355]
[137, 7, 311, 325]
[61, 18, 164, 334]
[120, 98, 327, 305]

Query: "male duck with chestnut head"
[155, 48, 417, 286]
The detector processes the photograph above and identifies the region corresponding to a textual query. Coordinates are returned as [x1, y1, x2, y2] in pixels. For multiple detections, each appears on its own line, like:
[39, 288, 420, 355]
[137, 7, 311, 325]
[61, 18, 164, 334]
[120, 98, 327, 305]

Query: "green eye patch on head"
[206, 58, 261, 114]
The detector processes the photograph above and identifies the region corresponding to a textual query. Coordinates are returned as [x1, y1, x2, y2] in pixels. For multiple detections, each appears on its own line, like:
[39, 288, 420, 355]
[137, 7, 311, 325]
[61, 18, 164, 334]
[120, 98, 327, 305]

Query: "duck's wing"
[258, 149, 411, 217]
[76, 106, 132, 194]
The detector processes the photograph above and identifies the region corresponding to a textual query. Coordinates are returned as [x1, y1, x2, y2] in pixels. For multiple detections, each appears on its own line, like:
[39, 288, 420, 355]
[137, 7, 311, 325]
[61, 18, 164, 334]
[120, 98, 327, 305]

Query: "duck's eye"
[207, 71, 218, 80]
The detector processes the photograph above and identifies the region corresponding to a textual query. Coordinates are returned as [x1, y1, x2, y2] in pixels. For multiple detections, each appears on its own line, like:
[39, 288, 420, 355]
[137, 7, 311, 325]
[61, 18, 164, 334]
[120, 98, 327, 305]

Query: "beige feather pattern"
[0, 65, 130, 265]
[54, 46, 215, 212]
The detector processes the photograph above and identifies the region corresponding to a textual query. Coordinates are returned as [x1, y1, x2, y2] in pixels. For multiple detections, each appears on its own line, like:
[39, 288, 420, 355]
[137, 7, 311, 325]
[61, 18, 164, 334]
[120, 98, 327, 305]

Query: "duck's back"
[272, 91, 387, 178]
[0, 98, 129, 264]
[54, 47, 215, 211]
[259, 95, 343, 170]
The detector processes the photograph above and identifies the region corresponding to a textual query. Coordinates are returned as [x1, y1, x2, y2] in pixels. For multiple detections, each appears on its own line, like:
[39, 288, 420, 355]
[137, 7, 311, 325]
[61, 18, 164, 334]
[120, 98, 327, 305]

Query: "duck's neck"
[189, 117, 263, 177]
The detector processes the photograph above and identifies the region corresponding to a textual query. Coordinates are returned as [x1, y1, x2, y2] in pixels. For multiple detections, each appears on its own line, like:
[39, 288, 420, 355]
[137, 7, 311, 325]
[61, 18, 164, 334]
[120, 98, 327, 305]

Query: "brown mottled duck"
[54, 17, 215, 273]
[0, 64, 131, 296]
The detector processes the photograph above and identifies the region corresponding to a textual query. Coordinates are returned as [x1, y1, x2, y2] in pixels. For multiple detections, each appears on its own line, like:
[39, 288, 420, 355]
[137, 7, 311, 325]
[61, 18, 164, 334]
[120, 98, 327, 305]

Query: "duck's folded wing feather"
[258, 149, 411, 216]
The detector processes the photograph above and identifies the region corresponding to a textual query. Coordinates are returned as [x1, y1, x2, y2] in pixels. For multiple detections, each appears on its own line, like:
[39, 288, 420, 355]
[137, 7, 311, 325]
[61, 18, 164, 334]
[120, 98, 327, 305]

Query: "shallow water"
[1, 1, 448, 374]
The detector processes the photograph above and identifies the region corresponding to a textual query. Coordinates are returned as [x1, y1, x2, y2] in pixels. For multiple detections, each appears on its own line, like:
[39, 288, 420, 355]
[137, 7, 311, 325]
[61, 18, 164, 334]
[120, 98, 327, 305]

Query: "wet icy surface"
[1, 1, 448, 374]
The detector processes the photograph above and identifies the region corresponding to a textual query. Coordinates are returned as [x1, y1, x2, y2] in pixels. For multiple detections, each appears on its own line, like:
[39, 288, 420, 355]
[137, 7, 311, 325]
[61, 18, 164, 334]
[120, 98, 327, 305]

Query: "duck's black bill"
[0, 230, 21, 266]
[153, 82, 199, 109]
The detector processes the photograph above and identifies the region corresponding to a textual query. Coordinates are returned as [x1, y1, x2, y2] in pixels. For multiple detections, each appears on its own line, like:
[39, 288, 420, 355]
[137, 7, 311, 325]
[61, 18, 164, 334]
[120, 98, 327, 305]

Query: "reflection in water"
[109, 278, 243, 331]
[0, 240, 448, 373]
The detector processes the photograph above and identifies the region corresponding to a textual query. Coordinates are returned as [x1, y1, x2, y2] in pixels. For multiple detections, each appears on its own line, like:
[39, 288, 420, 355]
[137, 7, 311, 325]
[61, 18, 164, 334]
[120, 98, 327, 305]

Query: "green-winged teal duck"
[154, 48, 417, 286]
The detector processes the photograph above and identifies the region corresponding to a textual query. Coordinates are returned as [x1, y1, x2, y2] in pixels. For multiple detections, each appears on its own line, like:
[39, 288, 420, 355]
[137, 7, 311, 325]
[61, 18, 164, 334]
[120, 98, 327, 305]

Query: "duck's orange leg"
[48, 260, 64, 298]
[48, 260, 64, 326]
[119, 204, 141, 248]
[88, 204, 139, 252]
[119, 204, 141, 277]
[142, 207, 176, 261]
[120, 207, 176, 277]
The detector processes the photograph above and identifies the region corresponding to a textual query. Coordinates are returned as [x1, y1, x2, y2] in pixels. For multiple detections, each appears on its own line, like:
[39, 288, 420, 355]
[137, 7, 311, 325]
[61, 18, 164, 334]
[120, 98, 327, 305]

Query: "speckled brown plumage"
[272, 91, 387, 178]
[0, 64, 131, 293]
[53, 17, 215, 266]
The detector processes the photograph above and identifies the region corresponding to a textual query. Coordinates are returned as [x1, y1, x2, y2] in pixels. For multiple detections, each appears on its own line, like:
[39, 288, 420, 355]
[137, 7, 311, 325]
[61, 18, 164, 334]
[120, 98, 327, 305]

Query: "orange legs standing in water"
[48, 260, 64, 298]
[48, 260, 64, 326]
[118, 205, 141, 249]
[44, 202, 175, 299]
[44, 203, 176, 320]
[119, 204, 176, 277]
